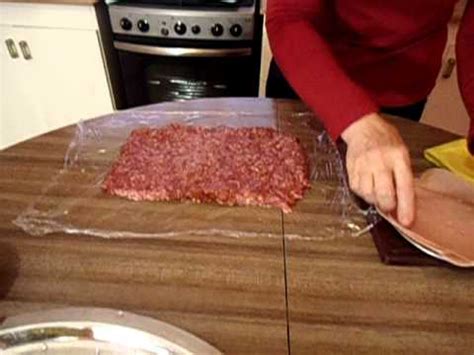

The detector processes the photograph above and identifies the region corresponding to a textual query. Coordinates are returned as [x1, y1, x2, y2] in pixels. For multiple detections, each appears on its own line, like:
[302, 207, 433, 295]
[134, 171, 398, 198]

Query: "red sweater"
[266, 0, 474, 152]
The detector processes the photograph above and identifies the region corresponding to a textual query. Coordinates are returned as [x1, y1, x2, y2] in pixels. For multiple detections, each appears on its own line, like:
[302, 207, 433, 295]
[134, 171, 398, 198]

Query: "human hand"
[341, 113, 415, 227]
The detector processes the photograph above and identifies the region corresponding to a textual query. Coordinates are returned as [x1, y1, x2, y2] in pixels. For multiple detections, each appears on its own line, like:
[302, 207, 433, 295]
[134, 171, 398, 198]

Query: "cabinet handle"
[5, 39, 19, 59]
[442, 58, 456, 79]
[19, 40, 33, 60]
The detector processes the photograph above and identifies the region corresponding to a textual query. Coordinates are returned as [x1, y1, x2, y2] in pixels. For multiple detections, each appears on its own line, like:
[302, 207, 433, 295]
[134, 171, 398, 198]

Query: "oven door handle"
[114, 41, 252, 57]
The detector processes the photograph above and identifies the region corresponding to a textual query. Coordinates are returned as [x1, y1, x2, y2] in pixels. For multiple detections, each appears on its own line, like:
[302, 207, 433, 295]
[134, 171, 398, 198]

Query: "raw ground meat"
[102, 124, 310, 213]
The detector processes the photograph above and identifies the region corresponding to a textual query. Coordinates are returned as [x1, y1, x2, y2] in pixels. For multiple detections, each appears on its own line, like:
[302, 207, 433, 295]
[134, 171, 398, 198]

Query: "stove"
[107, 0, 262, 108]
[109, 1, 256, 42]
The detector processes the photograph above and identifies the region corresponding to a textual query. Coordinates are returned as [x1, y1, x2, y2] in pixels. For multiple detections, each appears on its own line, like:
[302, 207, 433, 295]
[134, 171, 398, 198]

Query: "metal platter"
[0, 308, 222, 355]
[392, 225, 444, 260]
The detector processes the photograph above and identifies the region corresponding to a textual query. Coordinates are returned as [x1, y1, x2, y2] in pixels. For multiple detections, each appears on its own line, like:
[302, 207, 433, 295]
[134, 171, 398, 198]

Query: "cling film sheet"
[14, 98, 367, 240]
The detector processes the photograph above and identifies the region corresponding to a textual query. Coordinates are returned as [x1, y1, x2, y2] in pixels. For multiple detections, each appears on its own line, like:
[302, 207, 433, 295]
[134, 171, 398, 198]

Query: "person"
[265, 0, 474, 227]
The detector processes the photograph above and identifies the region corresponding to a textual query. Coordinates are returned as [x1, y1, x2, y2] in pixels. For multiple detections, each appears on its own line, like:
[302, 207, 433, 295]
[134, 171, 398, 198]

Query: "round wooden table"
[0, 98, 472, 354]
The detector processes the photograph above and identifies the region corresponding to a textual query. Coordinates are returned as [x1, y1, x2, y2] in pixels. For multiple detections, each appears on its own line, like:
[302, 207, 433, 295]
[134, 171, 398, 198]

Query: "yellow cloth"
[424, 139, 474, 185]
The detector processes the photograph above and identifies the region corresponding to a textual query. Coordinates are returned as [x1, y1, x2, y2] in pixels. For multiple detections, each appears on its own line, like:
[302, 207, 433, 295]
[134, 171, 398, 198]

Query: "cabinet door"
[1, 25, 46, 149]
[1, 25, 113, 149]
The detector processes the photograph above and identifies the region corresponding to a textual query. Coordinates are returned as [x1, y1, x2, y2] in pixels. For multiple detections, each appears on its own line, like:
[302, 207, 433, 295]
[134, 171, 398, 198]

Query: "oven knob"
[230, 24, 243, 37]
[191, 25, 201, 35]
[120, 18, 132, 31]
[161, 28, 170, 36]
[174, 21, 187, 35]
[137, 19, 150, 33]
[211, 23, 224, 37]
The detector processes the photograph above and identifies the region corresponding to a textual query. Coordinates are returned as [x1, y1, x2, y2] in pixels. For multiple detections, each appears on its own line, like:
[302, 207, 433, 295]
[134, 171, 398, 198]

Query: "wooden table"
[0, 98, 472, 354]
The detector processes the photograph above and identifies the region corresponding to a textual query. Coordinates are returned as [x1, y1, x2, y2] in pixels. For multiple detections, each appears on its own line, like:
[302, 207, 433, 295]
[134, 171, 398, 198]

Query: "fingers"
[373, 170, 396, 212]
[350, 168, 396, 211]
[347, 163, 374, 204]
[359, 171, 375, 204]
[393, 154, 416, 227]
[342, 114, 416, 226]
[346, 149, 414, 227]
[347, 165, 375, 205]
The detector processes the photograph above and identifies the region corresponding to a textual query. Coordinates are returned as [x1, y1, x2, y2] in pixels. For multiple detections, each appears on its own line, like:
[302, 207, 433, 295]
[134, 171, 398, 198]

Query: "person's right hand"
[341, 112, 416, 227]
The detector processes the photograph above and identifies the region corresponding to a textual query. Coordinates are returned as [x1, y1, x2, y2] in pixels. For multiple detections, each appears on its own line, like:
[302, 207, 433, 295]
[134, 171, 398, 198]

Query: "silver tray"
[393, 225, 444, 260]
[0, 308, 221, 355]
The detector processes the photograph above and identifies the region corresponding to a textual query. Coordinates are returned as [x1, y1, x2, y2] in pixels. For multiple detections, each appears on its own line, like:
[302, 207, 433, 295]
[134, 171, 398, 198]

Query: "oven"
[108, 0, 261, 109]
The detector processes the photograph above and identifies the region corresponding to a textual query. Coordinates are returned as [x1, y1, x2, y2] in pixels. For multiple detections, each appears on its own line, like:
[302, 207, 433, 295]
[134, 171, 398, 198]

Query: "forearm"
[266, 0, 378, 139]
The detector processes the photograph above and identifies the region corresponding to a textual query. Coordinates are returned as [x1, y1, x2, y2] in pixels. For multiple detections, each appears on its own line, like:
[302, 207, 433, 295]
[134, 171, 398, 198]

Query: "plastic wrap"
[14, 99, 367, 240]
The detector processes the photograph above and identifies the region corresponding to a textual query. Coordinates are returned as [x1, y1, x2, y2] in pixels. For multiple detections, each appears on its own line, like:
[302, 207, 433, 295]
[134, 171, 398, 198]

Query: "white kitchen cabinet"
[0, 3, 116, 150]
[1, 26, 42, 149]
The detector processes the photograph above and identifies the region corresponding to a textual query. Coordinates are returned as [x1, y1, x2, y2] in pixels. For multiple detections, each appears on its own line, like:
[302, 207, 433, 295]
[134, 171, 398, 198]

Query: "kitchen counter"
[0, 0, 99, 5]
[0, 98, 472, 353]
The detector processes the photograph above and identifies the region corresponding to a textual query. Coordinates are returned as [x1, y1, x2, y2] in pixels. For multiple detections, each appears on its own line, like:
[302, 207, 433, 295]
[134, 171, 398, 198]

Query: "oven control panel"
[109, 5, 255, 41]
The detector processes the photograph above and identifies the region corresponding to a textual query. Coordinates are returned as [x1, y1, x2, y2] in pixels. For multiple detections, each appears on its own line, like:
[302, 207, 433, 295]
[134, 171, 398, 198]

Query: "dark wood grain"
[284, 112, 474, 354]
[0, 98, 472, 354]
[370, 217, 449, 267]
[285, 237, 474, 354]
[0, 99, 288, 355]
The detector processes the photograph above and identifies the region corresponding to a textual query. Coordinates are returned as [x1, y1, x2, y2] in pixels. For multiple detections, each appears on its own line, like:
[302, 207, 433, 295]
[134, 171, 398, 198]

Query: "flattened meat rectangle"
[102, 124, 310, 213]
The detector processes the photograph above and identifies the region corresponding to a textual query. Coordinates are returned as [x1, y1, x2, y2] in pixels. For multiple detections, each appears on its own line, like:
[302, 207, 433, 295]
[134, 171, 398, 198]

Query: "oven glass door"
[117, 42, 259, 108]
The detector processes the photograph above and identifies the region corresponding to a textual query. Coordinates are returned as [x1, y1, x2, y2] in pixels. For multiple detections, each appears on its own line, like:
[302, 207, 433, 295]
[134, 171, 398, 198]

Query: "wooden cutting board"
[369, 216, 449, 267]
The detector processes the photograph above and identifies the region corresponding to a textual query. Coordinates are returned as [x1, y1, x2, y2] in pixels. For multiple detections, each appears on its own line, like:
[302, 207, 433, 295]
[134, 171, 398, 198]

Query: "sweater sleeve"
[266, 0, 379, 139]
[456, 0, 474, 154]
